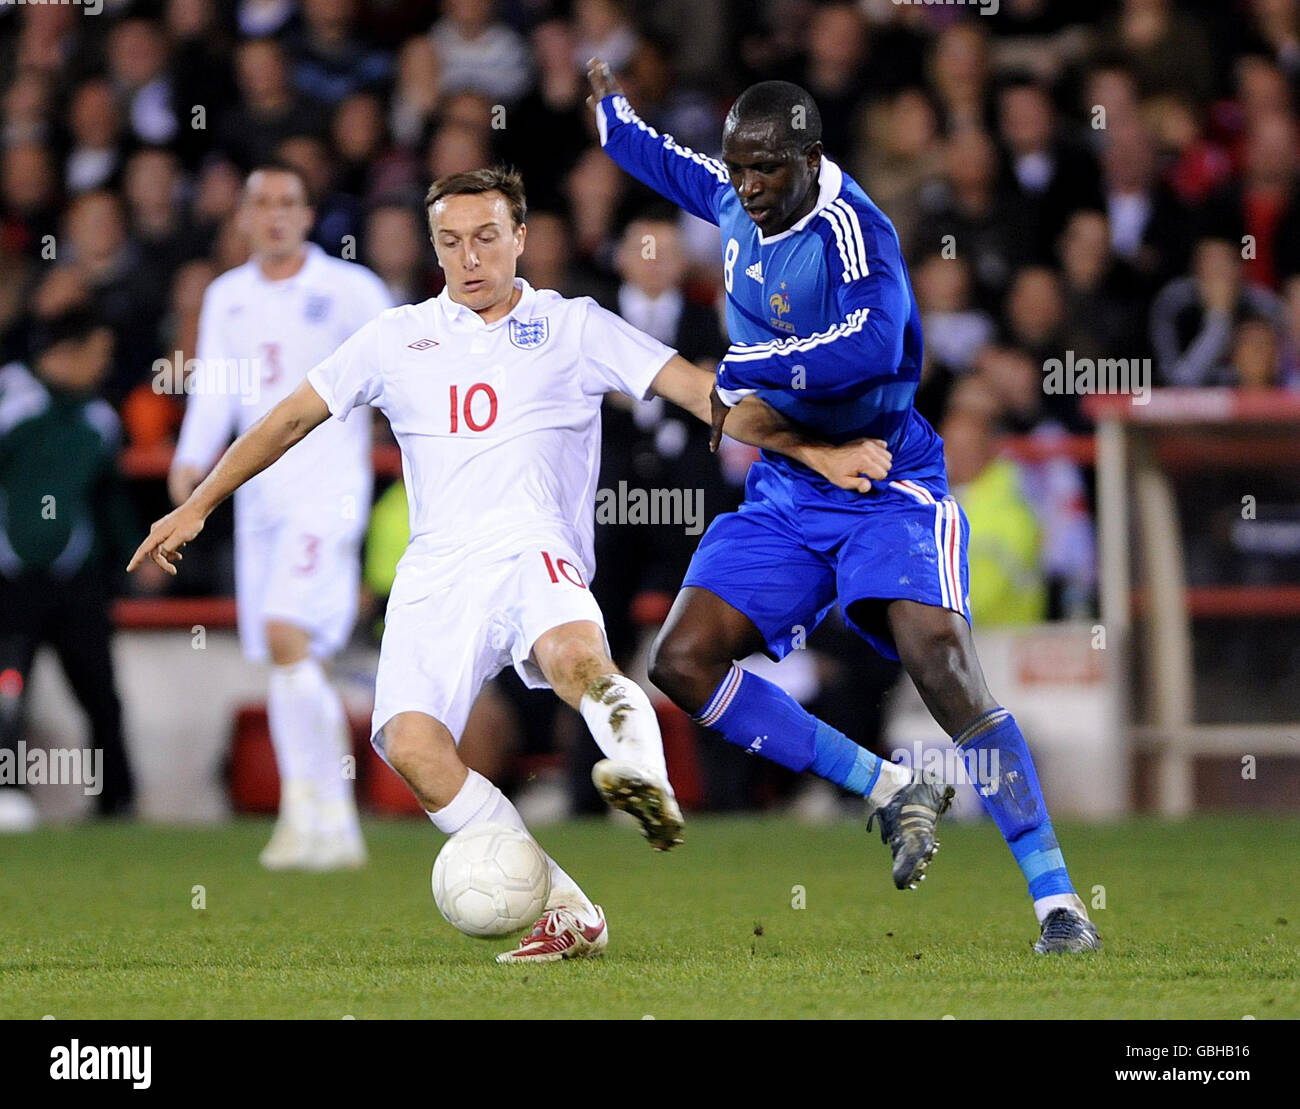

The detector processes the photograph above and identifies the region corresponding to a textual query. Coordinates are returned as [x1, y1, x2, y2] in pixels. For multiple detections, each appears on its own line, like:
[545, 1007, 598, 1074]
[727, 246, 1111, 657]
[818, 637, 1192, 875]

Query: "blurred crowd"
[3, 0, 1299, 814]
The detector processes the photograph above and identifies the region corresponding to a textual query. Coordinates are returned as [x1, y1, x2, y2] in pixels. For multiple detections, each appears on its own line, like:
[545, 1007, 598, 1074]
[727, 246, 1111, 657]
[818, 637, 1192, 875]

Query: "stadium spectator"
[362, 203, 431, 305]
[331, 91, 418, 204]
[970, 346, 1097, 616]
[0, 309, 141, 824]
[3, 65, 51, 147]
[596, 214, 731, 660]
[571, 0, 639, 76]
[286, 0, 392, 107]
[276, 133, 362, 256]
[1151, 237, 1281, 387]
[430, 0, 533, 105]
[1146, 90, 1234, 208]
[106, 18, 179, 147]
[1278, 273, 1300, 388]
[1056, 208, 1148, 362]
[166, 0, 240, 171]
[388, 35, 442, 149]
[943, 404, 1047, 626]
[58, 190, 160, 403]
[64, 79, 125, 196]
[853, 87, 943, 257]
[1101, 116, 1190, 289]
[124, 149, 202, 325]
[1231, 316, 1284, 389]
[0, 141, 58, 259]
[926, 21, 990, 133]
[918, 126, 1027, 314]
[996, 75, 1104, 264]
[911, 251, 994, 424]
[1099, 0, 1216, 107]
[769, 2, 871, 159]
[218, 38, 329, 171]
[496, 21, 589, 215]
[1204, 110, 1300, 291]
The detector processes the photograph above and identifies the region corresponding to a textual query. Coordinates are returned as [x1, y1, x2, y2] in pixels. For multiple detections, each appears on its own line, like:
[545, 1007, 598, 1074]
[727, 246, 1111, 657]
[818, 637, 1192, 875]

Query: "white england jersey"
[306, 278, 675, 578]
[175, 243, 393, 530]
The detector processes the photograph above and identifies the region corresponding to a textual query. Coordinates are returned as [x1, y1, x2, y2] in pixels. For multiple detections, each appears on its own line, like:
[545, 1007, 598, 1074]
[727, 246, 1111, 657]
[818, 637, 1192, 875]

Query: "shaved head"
[724, 80, 822, 152]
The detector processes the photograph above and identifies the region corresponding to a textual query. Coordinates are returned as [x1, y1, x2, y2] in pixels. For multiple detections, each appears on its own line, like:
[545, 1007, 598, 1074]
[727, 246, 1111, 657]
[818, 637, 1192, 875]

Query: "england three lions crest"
[509, 317, 549, 349]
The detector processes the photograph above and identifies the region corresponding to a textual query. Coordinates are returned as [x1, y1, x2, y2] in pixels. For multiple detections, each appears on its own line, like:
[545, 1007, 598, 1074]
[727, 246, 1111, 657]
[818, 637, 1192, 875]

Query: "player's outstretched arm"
[586, 58, 728, 226]
[648, 354, 889, 493]
[126, 380, 330, 575]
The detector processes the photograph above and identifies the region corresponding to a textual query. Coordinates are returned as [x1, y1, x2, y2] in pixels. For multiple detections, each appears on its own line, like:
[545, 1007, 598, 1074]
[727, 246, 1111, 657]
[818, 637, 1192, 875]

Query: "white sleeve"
[578, 299, 676, 400]
[173, 284, 238, 471]
[306, 315, 386, 421]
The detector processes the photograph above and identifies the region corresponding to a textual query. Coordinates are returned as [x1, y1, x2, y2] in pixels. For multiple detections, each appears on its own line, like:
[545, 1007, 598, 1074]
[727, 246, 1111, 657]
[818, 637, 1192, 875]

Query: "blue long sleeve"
[595, 94, 729, 226]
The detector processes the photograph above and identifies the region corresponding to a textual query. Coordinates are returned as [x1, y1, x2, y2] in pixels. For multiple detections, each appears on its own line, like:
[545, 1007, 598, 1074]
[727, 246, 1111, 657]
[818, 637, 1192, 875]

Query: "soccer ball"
[432, 822, 551, 937]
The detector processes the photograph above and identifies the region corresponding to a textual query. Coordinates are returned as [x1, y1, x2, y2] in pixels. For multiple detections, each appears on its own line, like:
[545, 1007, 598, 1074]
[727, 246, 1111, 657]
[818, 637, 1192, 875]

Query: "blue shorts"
[682, 463, 971, 661]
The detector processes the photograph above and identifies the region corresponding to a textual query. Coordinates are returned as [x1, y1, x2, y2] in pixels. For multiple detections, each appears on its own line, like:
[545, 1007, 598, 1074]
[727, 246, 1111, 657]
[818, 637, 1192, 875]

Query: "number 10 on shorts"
[541, 551, 586, 589]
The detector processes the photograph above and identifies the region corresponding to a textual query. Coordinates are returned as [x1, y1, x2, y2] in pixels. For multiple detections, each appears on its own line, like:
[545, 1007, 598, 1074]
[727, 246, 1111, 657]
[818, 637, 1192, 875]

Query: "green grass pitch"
[1, 815, 1296, 1019]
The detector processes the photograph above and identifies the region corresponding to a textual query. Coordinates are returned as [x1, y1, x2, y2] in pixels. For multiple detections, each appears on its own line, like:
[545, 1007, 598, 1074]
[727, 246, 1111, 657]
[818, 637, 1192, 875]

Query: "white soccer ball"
[432, 822, 551, 937]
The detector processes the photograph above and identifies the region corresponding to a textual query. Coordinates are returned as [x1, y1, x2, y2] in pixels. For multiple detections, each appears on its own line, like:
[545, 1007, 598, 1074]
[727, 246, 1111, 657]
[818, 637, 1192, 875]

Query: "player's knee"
[648, 627, 713, 711]
[266, 621, 311, 666]
[903, 621, 969, 698]
[381, 714, 459, 785]
[539, 633, 605, 695]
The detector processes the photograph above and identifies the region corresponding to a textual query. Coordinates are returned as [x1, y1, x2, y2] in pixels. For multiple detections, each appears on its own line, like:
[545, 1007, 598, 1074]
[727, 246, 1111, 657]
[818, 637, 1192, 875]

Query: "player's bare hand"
[167, 463, 204, 507]
[586, 58, 623, 109]
[804, 437, 892, 493]
[127, 505, 205, 576]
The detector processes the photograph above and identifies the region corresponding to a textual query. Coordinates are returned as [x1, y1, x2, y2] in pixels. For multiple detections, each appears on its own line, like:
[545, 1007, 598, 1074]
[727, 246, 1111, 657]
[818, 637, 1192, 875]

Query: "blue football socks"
[693, 663, 891, 798]
[954, 706, 1075, 902]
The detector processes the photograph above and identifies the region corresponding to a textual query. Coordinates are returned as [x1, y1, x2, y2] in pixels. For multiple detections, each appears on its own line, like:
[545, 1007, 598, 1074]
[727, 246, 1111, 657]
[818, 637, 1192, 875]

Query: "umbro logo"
[745, 261, 763, 284]
[407, 338, 439, 350]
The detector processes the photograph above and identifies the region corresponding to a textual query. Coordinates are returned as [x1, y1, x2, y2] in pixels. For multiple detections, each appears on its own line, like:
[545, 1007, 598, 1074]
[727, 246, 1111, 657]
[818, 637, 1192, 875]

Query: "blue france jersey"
[596, 94, 946, 501]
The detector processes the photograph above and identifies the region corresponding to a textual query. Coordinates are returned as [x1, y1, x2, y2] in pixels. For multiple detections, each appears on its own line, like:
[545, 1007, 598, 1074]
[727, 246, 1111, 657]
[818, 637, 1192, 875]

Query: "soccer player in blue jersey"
[588, 61, 1100, 954]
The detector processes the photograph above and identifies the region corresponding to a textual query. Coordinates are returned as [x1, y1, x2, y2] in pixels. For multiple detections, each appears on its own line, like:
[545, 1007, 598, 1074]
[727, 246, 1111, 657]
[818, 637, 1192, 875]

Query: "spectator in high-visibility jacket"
[942, 407, 1047, 627]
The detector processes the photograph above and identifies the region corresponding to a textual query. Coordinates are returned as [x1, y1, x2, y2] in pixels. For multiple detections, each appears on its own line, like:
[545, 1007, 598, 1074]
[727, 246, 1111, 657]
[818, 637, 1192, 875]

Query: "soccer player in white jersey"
[130, 166, 892, 963]
[170, 164, 392, 871]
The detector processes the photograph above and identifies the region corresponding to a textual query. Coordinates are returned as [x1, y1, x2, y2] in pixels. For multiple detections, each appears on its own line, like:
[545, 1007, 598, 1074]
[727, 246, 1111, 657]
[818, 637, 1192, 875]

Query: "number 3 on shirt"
[449, 383, 498, 432]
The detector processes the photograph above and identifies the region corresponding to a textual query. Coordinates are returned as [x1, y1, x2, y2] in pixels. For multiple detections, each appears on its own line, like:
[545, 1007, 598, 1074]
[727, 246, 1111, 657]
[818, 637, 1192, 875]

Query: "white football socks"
[1034, 892, 1090, 924]
[579, 675, 671, 785]
[429, 769, 595, 919]
[267, 657, 361, 837]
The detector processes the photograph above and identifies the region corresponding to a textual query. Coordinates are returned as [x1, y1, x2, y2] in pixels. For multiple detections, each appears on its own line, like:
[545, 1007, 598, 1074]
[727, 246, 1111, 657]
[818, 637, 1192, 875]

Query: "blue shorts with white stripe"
[682, 459, 971, 661]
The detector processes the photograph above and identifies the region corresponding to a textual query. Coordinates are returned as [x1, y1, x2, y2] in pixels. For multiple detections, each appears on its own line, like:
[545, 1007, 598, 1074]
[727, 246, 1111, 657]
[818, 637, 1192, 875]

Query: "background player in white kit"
[169, 165, 391, 871]
[130, 167, 893, 963]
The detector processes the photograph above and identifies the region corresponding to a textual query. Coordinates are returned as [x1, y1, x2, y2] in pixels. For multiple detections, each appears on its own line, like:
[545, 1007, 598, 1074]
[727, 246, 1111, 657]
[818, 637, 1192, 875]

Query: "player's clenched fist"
[585, 57, 622, 108]
[127, 505, 206, 576]
[805, 437, 892, 493]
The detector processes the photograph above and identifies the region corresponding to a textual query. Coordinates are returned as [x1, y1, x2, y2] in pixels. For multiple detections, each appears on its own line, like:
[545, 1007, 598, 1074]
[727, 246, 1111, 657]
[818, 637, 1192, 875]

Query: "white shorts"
[235, 516, 365, 663]
[370, 538, 606, 756]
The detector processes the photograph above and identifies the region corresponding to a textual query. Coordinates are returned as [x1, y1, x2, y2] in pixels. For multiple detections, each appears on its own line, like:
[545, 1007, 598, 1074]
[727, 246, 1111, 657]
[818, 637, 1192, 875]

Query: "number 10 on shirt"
[449, 383, 498, 433]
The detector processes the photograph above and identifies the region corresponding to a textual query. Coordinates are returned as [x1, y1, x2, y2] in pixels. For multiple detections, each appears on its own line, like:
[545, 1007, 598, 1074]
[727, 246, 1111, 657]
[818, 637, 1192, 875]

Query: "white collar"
[437, 276, 536, 329]
[757, 157, 844, 245]
[249, 241, 326, 286]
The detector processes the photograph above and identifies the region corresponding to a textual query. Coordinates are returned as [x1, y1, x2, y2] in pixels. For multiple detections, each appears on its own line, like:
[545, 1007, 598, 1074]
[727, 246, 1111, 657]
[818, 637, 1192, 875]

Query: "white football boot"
[591, 759, 684, 851]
